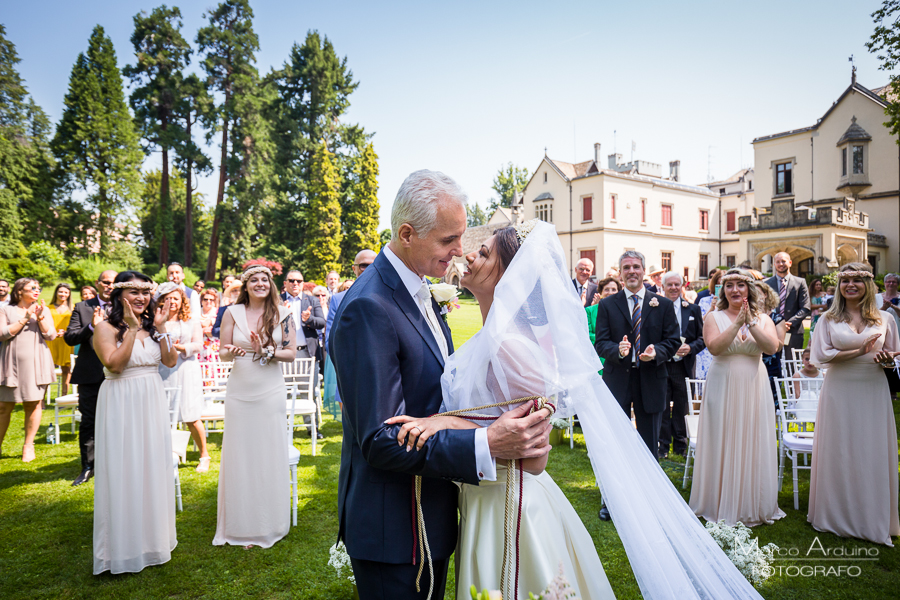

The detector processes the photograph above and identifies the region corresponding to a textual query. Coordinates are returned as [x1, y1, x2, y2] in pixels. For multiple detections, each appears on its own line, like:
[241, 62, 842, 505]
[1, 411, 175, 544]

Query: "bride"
[388, 221, 764, 599]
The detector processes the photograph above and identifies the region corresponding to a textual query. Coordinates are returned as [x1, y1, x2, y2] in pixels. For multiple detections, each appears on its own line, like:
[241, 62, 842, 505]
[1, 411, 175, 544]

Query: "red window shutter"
[662, 205, 672, 227]
[726, 211, 736, 232]
[611, 195, 616, 220]
[583, 197, 592, 221]
[580, 250, 596, 266]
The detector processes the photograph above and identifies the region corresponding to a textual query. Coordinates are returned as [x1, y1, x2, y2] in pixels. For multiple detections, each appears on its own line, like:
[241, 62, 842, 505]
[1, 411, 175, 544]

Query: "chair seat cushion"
[55, 394, 79, 407]
[201, 403, 226, 419]
[783, 432, 814, 453]
[287, 443, 300, 465]
[286, 400, 317, 415]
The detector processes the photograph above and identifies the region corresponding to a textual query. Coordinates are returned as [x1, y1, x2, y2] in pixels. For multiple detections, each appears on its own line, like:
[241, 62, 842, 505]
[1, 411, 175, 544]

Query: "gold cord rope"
[412, 395, 555, 600]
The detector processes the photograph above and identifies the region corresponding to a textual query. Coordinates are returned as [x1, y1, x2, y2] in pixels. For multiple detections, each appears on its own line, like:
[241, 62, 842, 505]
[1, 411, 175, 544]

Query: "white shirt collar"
[383, 244, 428, 300]
[285, 291, 303, 302]
[624, 287, 645, 302]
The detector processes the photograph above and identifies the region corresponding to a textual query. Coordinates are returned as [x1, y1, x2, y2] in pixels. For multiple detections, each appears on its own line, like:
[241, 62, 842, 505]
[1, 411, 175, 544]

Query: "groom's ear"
[396, 223, 416, 247]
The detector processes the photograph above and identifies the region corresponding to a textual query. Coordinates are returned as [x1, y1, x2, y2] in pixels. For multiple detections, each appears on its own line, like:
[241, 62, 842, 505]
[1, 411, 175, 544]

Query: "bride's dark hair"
[107, 271, 158, 342]
[493, 227, 520, 271]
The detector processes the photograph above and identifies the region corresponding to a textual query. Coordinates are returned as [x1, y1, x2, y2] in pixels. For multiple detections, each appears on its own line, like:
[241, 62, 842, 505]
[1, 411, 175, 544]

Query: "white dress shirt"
[624, 287, 645, 363]
[383, 245, 496, 481]
[283, 291, 307, 348]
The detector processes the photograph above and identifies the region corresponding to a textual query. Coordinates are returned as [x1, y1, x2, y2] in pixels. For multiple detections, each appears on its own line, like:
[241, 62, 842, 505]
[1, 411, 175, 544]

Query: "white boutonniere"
[430, 283, 460, 321]
[649, 297, 659, 308]
[682, 300, 689, 308]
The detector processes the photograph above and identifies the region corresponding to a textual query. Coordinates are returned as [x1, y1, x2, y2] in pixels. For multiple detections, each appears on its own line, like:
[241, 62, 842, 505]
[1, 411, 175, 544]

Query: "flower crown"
[111, 281, 154, 290]
[514, 219, 539, 246]
[719, 273, 754, 284]
[240, 266, 273, 283]
[837, 270, 874, 279]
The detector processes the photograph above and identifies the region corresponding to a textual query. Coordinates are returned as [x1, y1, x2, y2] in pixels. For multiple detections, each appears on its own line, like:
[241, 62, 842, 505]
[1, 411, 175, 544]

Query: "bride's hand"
[385, 415, 458, 452]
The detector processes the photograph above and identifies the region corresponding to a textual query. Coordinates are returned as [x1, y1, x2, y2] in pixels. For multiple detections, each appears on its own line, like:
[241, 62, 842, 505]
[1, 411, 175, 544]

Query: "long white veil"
[441, 221, 763, 599]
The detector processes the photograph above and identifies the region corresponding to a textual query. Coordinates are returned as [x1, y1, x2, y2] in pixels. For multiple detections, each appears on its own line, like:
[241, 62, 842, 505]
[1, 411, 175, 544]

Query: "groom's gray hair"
[391, 170, 468, 241]
[618, 250, 646, 269]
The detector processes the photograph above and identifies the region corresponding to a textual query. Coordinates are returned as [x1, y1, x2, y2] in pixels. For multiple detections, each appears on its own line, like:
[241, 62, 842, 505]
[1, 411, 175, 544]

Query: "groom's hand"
[486, 402, 552, 460]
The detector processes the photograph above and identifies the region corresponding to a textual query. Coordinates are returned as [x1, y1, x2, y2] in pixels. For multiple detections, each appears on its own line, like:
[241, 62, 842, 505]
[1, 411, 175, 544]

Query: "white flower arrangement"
[430, 282, 461, 319]
[704, 520, 779, 585]
[328, 541, 355, 584]
[469, 563, 580, 600]
[549, 417, 569, 430]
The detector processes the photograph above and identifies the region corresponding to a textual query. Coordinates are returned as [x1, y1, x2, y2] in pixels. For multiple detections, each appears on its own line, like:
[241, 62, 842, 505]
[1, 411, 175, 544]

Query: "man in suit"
[658, 271, 705, 459]
[282, 269, 326, 438]
[64, 269, 117, 486]
[764, 252, 810, 352]
[594, 251, 681, 520]
[572, 257, 598, 307]
[167, 262, 201, 318]
[330, 170, 551, 599]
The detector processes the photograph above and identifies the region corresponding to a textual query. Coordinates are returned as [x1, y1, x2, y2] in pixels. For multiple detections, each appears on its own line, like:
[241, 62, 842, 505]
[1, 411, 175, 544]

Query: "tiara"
[837, 270, 874, 279]
[111, 281, 154, 290]
[240, 265, 273, 283]
[719, 273, 754, 284]
[514, 219, 538, 246]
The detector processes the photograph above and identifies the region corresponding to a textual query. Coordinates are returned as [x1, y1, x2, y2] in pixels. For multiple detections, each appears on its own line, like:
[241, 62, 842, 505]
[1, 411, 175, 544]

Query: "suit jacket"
[64, 298, 104, 386]
[764, 274, 810, 347]
[211, 306, 228, 339]
[281, 292, 326, 354]
[324, 290, 347, 356]
[593, 289, 682, 413]
[670, 300, 705, 375]
[694, 288, 712, 304]
[572, 279, 599, 308]
[329, 250, 477, 564]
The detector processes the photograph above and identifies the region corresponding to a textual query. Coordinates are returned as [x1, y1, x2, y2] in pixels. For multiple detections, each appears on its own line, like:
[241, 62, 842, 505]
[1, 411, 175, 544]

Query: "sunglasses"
[353, 263, 372, 271]
[286, 278, 304, 284]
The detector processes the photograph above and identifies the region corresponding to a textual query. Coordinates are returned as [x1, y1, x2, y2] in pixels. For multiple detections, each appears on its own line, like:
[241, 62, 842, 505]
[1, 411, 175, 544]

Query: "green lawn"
[0, 301, 897, 599]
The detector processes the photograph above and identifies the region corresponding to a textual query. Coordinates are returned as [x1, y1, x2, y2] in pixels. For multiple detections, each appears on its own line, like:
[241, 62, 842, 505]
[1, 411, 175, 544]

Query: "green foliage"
[65, 257, 127, 289]
[104, 240, 144, 271]
[0, 189, 21, 256]
[26, 241, 66, 274]
[467, 201, 488, 227]
[340, 142, 380, 272]
[379, 228, 391, 248]
[489, 163, 530, 212]
[867, 1, 900, 144]
[147, 264, 200, 286]
[52, 25, 143, 254]
[305, 140, 343, 281]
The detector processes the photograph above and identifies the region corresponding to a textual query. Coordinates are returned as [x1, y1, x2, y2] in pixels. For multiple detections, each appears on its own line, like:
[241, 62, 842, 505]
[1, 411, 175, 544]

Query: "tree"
[124, 5, 192, 266]
[53, 26, 143, 255]
[137, 169, 211, 266]
[196, 0, 260, 279]
[379, 228, 391, 249]
[341, 142, 380, 267]
[265, 30, 363, 267]
[489, 163, 530, 212]
[867, 0, 900, 141]
[467, 201, 488, 227]
[305, 140, 342, 281]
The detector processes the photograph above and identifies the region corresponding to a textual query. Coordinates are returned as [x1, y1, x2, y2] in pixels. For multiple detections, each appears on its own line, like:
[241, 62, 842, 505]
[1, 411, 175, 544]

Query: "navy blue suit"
[329, 250, 479, 597]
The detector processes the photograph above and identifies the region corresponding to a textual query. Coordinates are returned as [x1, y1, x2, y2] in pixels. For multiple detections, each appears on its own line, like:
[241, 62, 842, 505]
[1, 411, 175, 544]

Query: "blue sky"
[3, 0, 892, 230]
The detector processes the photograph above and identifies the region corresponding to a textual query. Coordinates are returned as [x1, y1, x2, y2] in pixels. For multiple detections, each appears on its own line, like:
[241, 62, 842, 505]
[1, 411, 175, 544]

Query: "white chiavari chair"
[774, 376, 822, 509]
[682, 378, 704, 489]
[282, 358, 318, 456]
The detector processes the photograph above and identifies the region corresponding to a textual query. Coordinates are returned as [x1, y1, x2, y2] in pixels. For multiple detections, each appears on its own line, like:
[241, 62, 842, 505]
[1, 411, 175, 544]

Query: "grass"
[0, 301, 897, 599]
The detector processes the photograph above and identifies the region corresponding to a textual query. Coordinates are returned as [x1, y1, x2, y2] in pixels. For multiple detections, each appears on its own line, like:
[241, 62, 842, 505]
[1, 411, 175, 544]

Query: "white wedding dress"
[442, 222, 765, 599]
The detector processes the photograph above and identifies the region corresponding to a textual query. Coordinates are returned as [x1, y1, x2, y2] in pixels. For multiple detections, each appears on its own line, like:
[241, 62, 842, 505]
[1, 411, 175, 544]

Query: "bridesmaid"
[689, 269, 785, 526]
[213, 265, 296, 548]
[92, 271, 177, 574]
[808, 263, 900, 546]
[48, 283, 75, 396]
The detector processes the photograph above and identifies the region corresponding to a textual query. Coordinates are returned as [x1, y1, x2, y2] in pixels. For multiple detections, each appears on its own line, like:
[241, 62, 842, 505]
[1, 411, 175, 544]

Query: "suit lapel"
[679, 303, 689, 336]
[615, 290, 632, 323]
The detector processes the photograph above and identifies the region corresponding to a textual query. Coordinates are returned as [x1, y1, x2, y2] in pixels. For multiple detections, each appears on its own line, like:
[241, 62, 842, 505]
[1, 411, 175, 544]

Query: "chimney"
[608, 153, 622, 169]
[594, 143, 601, 166]
[669, 160, 680, 182]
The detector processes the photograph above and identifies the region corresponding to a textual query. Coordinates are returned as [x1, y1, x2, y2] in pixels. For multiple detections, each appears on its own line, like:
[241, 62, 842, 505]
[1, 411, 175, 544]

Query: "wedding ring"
[412, 426, 422, 433]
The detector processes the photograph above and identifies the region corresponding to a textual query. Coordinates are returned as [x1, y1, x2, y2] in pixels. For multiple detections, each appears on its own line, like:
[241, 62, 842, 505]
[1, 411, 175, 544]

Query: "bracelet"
[747, 318, 759, 328]
[259, 345, 275, 366]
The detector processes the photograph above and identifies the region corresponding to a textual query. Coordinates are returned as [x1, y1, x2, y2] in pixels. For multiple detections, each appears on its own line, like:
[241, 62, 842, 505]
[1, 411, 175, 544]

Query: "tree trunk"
[159, 143, 170, 266]
[206, 115, 228, 281]
[184, 110, 193, 267]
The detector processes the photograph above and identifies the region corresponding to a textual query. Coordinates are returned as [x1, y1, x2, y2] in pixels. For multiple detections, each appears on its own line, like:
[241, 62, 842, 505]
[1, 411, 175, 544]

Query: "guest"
[214, 265, 296, 548]
[824, 285, 835, 302]
[211, 282, 243, 338]
[325, 270, 340, 298]
[0, 279, 56, 461]
[689, 269, 785, 526]
[694, 268, 720, 305]
[193, 280, 205, 294]
[313, 285, 329, 320]
[808, 263, 899, 545]
[65, 270, 117, 486]
[658, 272, 705, 459]
[791, 347, 821, 421]
[198, 288, 221, 360]
[282, 270, 325, 439]
[594, 251, 681, 520]
[572, 257, 598, 307]
[337, 279, 353, 293]
[604, 266, 620, 281]
[809, 278, 826, 331]
[875, 272, 900, 332]
[646, 266, 664, 294]
[585, 276, 621, 345]
[693, 269, 724, 379]
[757, 280, 789, 400]
[681, 278, 698, 303]
[92, 271, 177, 574]
[220, 274, 236, 298]
[48, 283, 75, 396]
[155, 283, 211, 472]
[80, 285, 97, 302]
[166, 262, 201, 318]
[0, 279, 9, 305]
[764, 252, 810, 352]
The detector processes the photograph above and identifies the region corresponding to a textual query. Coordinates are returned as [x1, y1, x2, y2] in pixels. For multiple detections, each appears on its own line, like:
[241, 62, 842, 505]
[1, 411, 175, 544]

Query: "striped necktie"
[631, 295, 642, 359]
[779, 277, 788, 316]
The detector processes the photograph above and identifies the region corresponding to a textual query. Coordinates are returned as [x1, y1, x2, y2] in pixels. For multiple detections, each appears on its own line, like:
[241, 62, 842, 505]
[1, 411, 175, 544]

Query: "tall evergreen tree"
[868, 0, 900, 141]
[305, 139, 342, 281]
[124, 5, 192, 266]
[0, 24, 28, 255]
[196, 0, 259, 280]
[341, 141, 380, 267]
[53, 25, 143, 255]
[137, 168, 212, 266]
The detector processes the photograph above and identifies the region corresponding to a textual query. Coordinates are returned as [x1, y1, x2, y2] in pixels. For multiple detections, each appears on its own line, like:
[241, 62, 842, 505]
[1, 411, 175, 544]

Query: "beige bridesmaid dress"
[689, 310, 785, 526]
[808, 311, 900, 546]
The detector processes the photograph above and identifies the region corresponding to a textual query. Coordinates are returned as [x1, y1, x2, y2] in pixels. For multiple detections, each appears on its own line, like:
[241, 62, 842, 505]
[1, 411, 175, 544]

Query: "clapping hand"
[153, 304, 168, 331]
[249, 330, 263, 355]
[122, 301, 141, 330]
[301, 307, 311, 322]
[639, 344, 656, 362]
[222, 344, 246, 357]
[736, 298, 751, 326]
[618, 335, 631, 358]
[92, 306, 106, 328]
[859, 333, 881, 357]
[26, 300, 43, 320]
[874, 350, 897, 368]
[591, 293, 602, 306]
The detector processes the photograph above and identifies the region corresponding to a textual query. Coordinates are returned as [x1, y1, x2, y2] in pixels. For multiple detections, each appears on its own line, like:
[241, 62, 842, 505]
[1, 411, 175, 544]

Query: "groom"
[330, 170, 552, 599]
